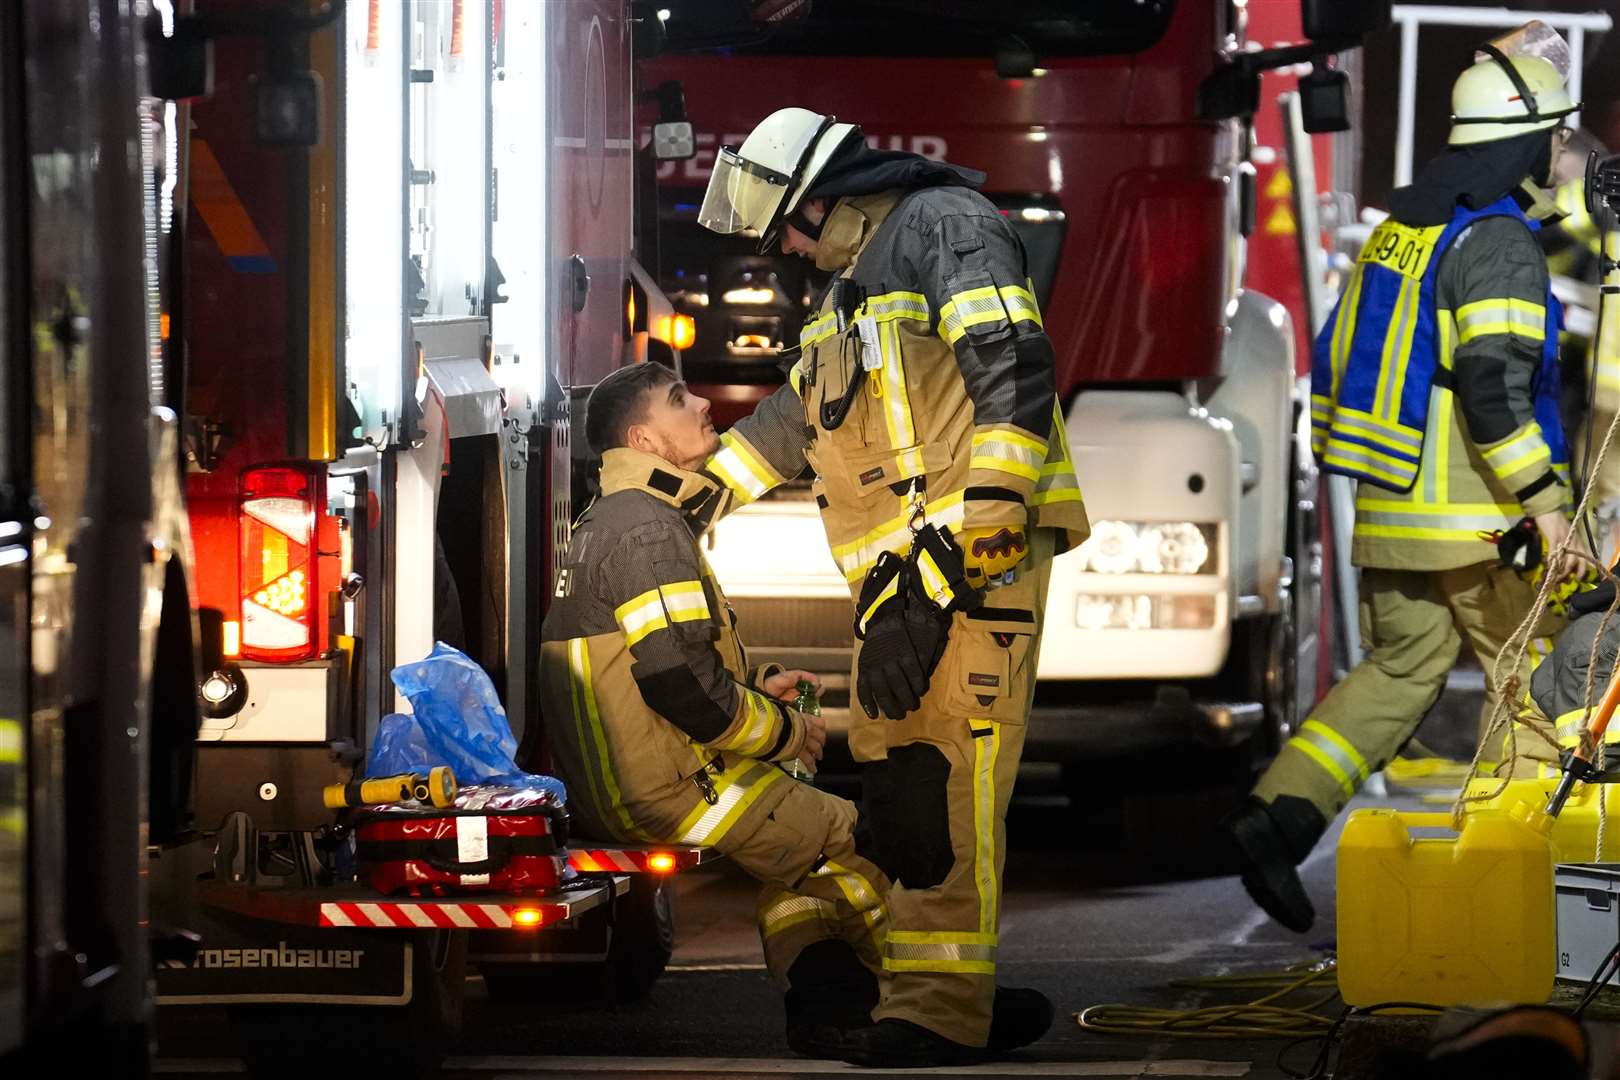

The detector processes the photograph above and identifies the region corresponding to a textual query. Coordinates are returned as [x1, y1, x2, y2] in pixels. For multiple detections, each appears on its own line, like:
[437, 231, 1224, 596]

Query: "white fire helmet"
[1449, 21, 1579, 147]
[698, 107, 858, 251]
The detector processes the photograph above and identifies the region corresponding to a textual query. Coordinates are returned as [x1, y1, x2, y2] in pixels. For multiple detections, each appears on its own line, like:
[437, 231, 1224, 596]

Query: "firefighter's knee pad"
[883, 743, 953, 888]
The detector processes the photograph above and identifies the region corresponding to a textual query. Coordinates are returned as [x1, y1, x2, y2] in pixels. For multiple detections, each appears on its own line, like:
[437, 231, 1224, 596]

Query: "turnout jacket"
[539, 448, 808, 847]
[1311, 185, 1572, 570]
[704, 187, 1089, 598]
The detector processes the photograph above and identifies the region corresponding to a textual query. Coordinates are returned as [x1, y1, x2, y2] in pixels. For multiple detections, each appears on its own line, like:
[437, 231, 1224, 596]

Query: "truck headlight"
[1074, 594, 1217, 630]
[1074, 520, 1216, 575]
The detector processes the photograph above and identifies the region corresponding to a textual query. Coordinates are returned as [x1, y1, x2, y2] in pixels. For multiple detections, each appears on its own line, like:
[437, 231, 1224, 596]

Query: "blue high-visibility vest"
[1310, 195, 1566, 492]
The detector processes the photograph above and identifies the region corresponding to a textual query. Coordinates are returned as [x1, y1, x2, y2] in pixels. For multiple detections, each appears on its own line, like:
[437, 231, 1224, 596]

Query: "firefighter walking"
[698, 107, 1089, 1065]
[1224, 29, 1583, 933]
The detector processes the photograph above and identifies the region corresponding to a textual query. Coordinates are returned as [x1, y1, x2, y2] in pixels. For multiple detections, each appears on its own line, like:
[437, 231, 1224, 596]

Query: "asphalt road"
[157, 765, 1386, 1079]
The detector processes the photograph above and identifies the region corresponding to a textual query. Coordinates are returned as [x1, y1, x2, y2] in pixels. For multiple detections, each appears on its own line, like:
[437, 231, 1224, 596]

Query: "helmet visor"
[698, 147, 790, 237]
[1478, 20, 1571, 82]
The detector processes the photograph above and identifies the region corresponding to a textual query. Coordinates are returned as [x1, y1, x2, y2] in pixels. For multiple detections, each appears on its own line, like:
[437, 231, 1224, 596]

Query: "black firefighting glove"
[856, 599, 951, 721]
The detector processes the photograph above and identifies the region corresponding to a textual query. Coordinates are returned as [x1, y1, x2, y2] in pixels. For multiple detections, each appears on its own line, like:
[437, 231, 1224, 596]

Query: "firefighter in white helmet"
[700, 106, 1089, 1066]
[1225, 25, 1586, 933]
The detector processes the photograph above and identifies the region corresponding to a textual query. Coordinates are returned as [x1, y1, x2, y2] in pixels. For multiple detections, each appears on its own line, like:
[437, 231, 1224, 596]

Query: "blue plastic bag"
[365, 642, 566, 803]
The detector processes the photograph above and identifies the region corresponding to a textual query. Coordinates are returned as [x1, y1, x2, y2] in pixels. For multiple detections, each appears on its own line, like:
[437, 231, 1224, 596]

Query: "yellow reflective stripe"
[1329, 264, 1366, 395]
[1481, 426, 1551, 479]
[674, 760, 784, 845]
[914, 548, 953, 609]
[860, 289, 930, 324]
[1301, 719, 1370, 781]
[971, 719, 1000, 935]
[615, 588, 669, 648]
[0, 718, 19, 764]
[1321, 440, 1418, 488]
[658, 579, 711, 624]
[1455, 297, 1546, 344]
[1288, 738, 1357, 799]
[1596, 347, 1619, 390]
[1033, 407, 1082, 505]
[760, 893, 838, 939]
[716, 689, 779, 757]
[800, 310, 839, 349]
[1374, 277, 1420, 421]
[834, 491, 966, 582]
[1356, 498, 1521, 516]
[878, 318, 916, 449]
[971, 426, 1045, 482]
[858, 571, 901, 633]
[790, 357, 808, 396]
[997, 284, 1042, 328]
[882, 931, 997, 975]
[938, 285, 1006, 346]
[568, 638, 649, 840]
[814, 859, 887, 945]
[972, 426, 1048, 456]
[706, 431, 780, 506]
[970, 455, 1041, 481]
[1322, 406, 1425, 455]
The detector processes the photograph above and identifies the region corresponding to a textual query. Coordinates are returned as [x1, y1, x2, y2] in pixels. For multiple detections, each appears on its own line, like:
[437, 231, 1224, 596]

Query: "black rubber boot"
[986, 986, 1054, 1052]
[783, 940, 880, 1060]
[838, 1018, 986, 1068]
[1221, 797, 1322, 933]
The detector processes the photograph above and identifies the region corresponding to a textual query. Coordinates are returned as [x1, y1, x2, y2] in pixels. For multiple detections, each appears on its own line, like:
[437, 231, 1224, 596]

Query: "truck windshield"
[661, 0, 1176, 58]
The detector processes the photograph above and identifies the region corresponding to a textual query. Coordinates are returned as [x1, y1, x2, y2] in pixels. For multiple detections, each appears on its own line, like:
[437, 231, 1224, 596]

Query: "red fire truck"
[7, 0, 697, 1074]
[642, 0, 1382, 796]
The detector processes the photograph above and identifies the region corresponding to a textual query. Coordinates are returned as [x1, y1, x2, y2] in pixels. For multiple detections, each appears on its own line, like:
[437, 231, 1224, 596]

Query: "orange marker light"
[512, 908, 544, 927]
[670, 314, 696, 351]
[647, 852, 677, 874]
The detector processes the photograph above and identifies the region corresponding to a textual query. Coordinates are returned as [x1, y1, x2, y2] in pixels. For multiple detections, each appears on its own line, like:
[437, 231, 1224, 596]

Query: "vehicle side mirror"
[653, 120, 697, 161]
[1298, 66, 1351, 133]
[650, 81, 694, 161]
[1302, 0, 1391, 40]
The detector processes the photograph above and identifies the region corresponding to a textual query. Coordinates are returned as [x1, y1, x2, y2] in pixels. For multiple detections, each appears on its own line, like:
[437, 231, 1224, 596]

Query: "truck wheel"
[480, 878, 673, 1005]
[604, 876, 675, 1002]
[231, 930, 466, 1079]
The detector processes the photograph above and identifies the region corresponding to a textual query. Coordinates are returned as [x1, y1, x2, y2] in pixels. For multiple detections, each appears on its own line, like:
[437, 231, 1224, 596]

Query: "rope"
[1076, 960, 1340, 1040]
[1452, 395, 1620, 830]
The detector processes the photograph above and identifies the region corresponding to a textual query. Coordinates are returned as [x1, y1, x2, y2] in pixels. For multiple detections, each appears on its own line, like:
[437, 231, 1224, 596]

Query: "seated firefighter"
[538, 361, 890, 1057]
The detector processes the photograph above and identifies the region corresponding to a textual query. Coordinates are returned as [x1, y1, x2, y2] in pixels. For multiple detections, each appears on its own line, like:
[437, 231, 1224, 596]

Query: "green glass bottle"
[785, 678, 820, 782]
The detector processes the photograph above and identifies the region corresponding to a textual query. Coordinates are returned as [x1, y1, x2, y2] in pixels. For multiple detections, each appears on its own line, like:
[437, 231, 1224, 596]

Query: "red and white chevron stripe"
[566, 847, 705, 873]
[318, 900, 564, 930]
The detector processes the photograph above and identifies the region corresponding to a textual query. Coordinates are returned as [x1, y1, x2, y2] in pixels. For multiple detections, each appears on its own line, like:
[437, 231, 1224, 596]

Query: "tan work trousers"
[721, 779, 892, 986]
[1254, 562, 1560, 821]
[847, 539, 1052, 1047]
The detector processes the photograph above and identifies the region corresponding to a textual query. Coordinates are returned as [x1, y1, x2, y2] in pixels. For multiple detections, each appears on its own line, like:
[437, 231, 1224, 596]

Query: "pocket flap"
[845, 441, 950, 498]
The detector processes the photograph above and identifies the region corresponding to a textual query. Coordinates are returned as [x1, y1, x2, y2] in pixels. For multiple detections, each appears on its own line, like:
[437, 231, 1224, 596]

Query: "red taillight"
[239, 465, 320, 662]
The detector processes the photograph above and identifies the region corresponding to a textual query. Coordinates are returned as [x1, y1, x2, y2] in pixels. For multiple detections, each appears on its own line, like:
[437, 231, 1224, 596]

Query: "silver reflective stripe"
[864, 293, 929, 322]
[677, 762, 769, 845]
[1329, 412, 1423, 455]
[1323, 442, 1418, 484]
[760, 894, 836, 935]
[1294, 720, 1369, 786]
[1355, 507, 1517, 532]
[882, 941, 997, 963]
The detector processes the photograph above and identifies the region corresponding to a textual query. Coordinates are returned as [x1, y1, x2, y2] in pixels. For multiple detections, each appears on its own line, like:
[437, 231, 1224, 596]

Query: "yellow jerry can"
[1337, 802, 1556, 1008]
[1463, 775, 1620, 864]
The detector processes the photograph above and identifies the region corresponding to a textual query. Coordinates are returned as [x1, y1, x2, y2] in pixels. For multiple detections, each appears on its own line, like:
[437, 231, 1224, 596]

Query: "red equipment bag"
[356, 797, 569, 897]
